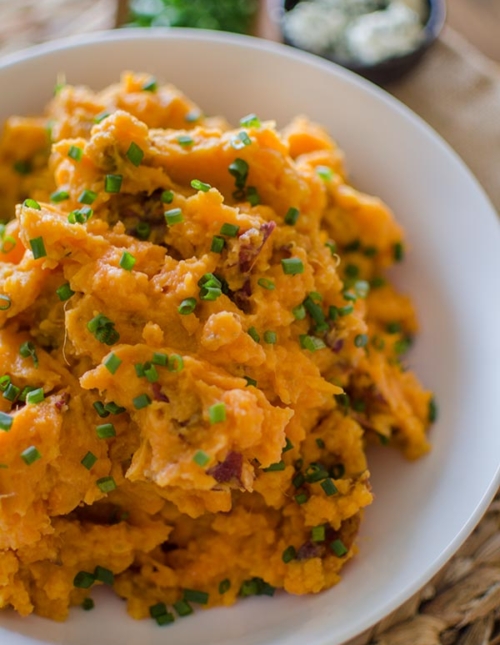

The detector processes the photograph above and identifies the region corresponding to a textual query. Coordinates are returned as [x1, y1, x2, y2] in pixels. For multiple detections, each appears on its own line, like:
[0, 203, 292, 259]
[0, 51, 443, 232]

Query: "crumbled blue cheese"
[282, 0, 427, 65]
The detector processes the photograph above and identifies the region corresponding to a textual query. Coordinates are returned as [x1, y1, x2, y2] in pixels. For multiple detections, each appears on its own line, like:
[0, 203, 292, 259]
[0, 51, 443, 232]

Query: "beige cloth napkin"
[390, 27, 500, 215]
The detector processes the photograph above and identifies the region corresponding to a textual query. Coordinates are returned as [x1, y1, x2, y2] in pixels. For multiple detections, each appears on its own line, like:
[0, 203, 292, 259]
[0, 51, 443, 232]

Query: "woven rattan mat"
[1, 3, 500, 643]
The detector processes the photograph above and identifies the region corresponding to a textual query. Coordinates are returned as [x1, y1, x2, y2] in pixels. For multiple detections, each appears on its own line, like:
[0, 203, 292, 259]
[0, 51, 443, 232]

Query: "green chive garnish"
[23, 198, 41, 210]
[94, 111, 110, 124]
[283, 438, 294, 453]
[263, 331, 277, 344]
[247, 327, 260, 343]
[386, 322, 402, 334]
[96, 476, 117, 493]
[257, 278, 275, 290]
[281, 258, 304, 275]
[177, 135, 194, 147]
[354, 334, 368, 348]
[183, 589, 209, 605]
[429, 397, 438, 423]
[292, 472, 305, 488]
[246, 186, 260, 206]
[14, 160, 32, 175]
[142, 78, 158, 92]
[337, 304, 354, 317]
[321, 479, 338, 496]
[161, 190, 174, 204]
[152, 352, 168, 366]
[178, 298, 197, 315]
[93, 401, 109, 418]
[126, 142, 144, 167]
[304, 463, 329, 483]
[345, 264, 359, 279]
[282, 546, 296, 563]
[96, 423, 116, 439]
[143, 363, 158, 383]
[19, 341, 39, 367]
[316, 438, 325, 449]
[82, 598, 95, 611]
[0, 295, 11, 311]
[191, 179, 211, 192]
[208, 402, 226, 424]
[219, 579, 231, 594]
[394, 242, 405, 262]
[371, 276, 386, 289]
[3, 383, 20, 402]
[210, 235, 225, 253]
[104, 174, 123, 194]
[56, 283, 75, 301]
[81, 451, 97, 470]
[299, 335, 326, 352]
[220, 223, 240, 237]
[30, 237, 46, 259]
[94, 566, 114, 585]
[354, 280, 370, 298]
[364, 246, 378, 257]
[68, 206, 93, 224]
[73, 571, 95, 589]
[295, 493, 308, 505]
[78, 189, 97, 205]
[133, 394, 151, 410]
[104, 353, 122, 374]
[244, 376, 257, 387]
[331, 464, 345, 479]
[284, 207, 300, 225]
[185, 110, 201, 123]
[330, 539, 348, 557]
[231, 131, 252, 149]
[0, 411, 13, 431]
[119, 251, 136, 271]
[26, 388, 44, 405]
[87, 314, 120, 346]
[21, 446, 41, 465]
[173, 600, 193, 617]
[292, 304, 306, 320]
[193, 450, 210, 467]
[168, 354, 183, 372]
[68, 145, 83, 161]
[263, 461, 285, 472]
[105, 402, 125, 415]
[325, 241, 337, 256]
[164, 208, 183, 225]
[311, 526, 325, 542]
[228, 158, 249, 188]
[50, 189, 70, 203]
[149, 602, 168, 618]
[239, 114, 261, 128]
[316, 165, 333, 181]
[135, 222, 150, 240]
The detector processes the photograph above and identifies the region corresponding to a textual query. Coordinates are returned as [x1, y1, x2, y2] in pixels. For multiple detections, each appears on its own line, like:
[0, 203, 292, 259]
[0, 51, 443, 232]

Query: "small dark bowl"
[281, 0, 446, 85]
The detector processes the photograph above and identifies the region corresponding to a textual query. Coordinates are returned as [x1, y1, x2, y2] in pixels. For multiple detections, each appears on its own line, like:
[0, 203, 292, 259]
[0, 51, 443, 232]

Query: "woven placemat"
[1, 3, 499, 643]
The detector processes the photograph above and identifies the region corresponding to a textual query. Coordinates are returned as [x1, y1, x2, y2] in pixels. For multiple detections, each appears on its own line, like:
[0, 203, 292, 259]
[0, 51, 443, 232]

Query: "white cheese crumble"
[282, 0, 427, 65]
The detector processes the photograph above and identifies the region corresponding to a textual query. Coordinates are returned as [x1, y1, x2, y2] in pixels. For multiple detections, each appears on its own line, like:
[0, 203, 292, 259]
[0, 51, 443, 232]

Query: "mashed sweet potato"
[0, 72, 433, 623]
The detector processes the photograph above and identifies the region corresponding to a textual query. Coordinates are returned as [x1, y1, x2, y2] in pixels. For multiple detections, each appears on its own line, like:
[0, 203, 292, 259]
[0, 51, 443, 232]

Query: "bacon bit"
[326, 337, 344, 353]
[296, 541, 326, 560]
[238, 221, 276, 273]
[152, 382, 169, 403]
[231, 279, 252, 313]
[55, 392, 70, 411]
[207, 451, 243, 483]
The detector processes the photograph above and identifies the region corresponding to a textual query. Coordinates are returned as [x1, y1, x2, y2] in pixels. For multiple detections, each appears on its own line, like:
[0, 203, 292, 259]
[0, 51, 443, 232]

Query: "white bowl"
[1, 29, 499, 645]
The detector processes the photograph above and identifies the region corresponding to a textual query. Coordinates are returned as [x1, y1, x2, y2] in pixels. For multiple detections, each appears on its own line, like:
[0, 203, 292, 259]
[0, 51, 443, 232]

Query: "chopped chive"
[136, 362, 144, 377]
[354, 280, 370, 298]
[50, 189, 70, 203]
[394, 337, 412, 355]
[0, 295, 11, 311]
[19, 386, 36, 402]
[344, 239, 361, 252]
[321, 478, 338, 496]
[161, 190, 174, 204]
[152, 352, 168, 366]
[142, 77, 158, 92]
[379, 433, 390, 446]
[13, 160, 32, 175]
[68, 206, 93, 224]
[330, 464, 345, 479]
[135, 221, 151, 240]
[21, 446, 41, 465]
[370, 276, 387, 289]
[126, 142, 144, 167]
[299, 335, 326, 352]
[263, 461, 285, 472]
[78, 189, 98, 205]
[164, 208, 183, 225]
[104, 174, 123, 194]
[263, 330, 277, 344]
[168, 354, 184, 372]
[219, 579, 231, 594]
[364, 246, 378, 257]
[386, 322, 402, 334]
[73, 571, 95, 589]
[284, 207, 300, 225]
[334, 393, 350, 411]
[155, 612, 175, 626]
[191, 179, 211, 192]
[173, 600, 193, 617]
[345, 264, 359, 279]
[325, 241, 337, 256]
[295, 493, 308, 505]
[26, 387, 44, 405]
[199, 285, 221, 301]
[257, 278, 275, 290]
[428, 397, 438, 423]
[185, 109, 201, 122]
[292, 472, 305, 488]
[81, 451, 97, 470]
[394, 242, 405, 262]
[103, 353, 122, 374]
[343, 291, 357, 302]
[292, 304, 306, 320]
[96, 423, 116, 439]
[19, 341, 39, 367]
[304, 463, 329, 483]
[337, 304, 354, 317]
[144, 363, 159, 383]
[93, 401, 110, 418]
[247, 327, 260, 343]
[281, 258, 304, 275]
[87, 314, 120, 346]
[239, 114, 261, 128]
[354, 334, 368, 348]
[316, 165, 333, 181]
[220, 222, 240, 237]
[94, 111, 110, 124]
[94, 566, 114, 585]
[96, 476, 117, 493]
[330, 539, 348, 557]
[193, 450, 210, 467]
[149, 602, 168, 618]
[104, 402, 126, 415]
[352, 399, 366, 412]
[304, 295, 327, 329]
[0, 375, 11, 391]
[231, 131, 252, 150]
[183, 589, 209, 605]
[282, 546, 296, 563]
[82, 598, 94, 611]
[0, 411, 13, 431]
[228, 158, 249, 188]
[209, 235, 226, 255]
[68, 145, 83, 161]
[311, 526, 326, 542]
[209, 402, 226, 424]
[246, 186, 260, 206]
[119, 251, 136, 271]
[133, 394, 151, 410]
[23, 198, 41, 210]
[178, 298, 197, 315]
[30, 237, 46, 259]
[3, 383, 20, 402]
[244, 376, 257, 387]
[177, 135, 194, 147]
[56, 283, 75, 301]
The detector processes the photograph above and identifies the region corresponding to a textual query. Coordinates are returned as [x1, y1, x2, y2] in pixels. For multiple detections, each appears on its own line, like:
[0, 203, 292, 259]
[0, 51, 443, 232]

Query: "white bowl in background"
[0, 28, 499, 645]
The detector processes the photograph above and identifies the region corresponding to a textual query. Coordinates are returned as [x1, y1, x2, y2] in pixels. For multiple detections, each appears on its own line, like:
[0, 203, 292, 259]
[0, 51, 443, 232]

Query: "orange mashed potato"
[0, 73, 433, 623]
